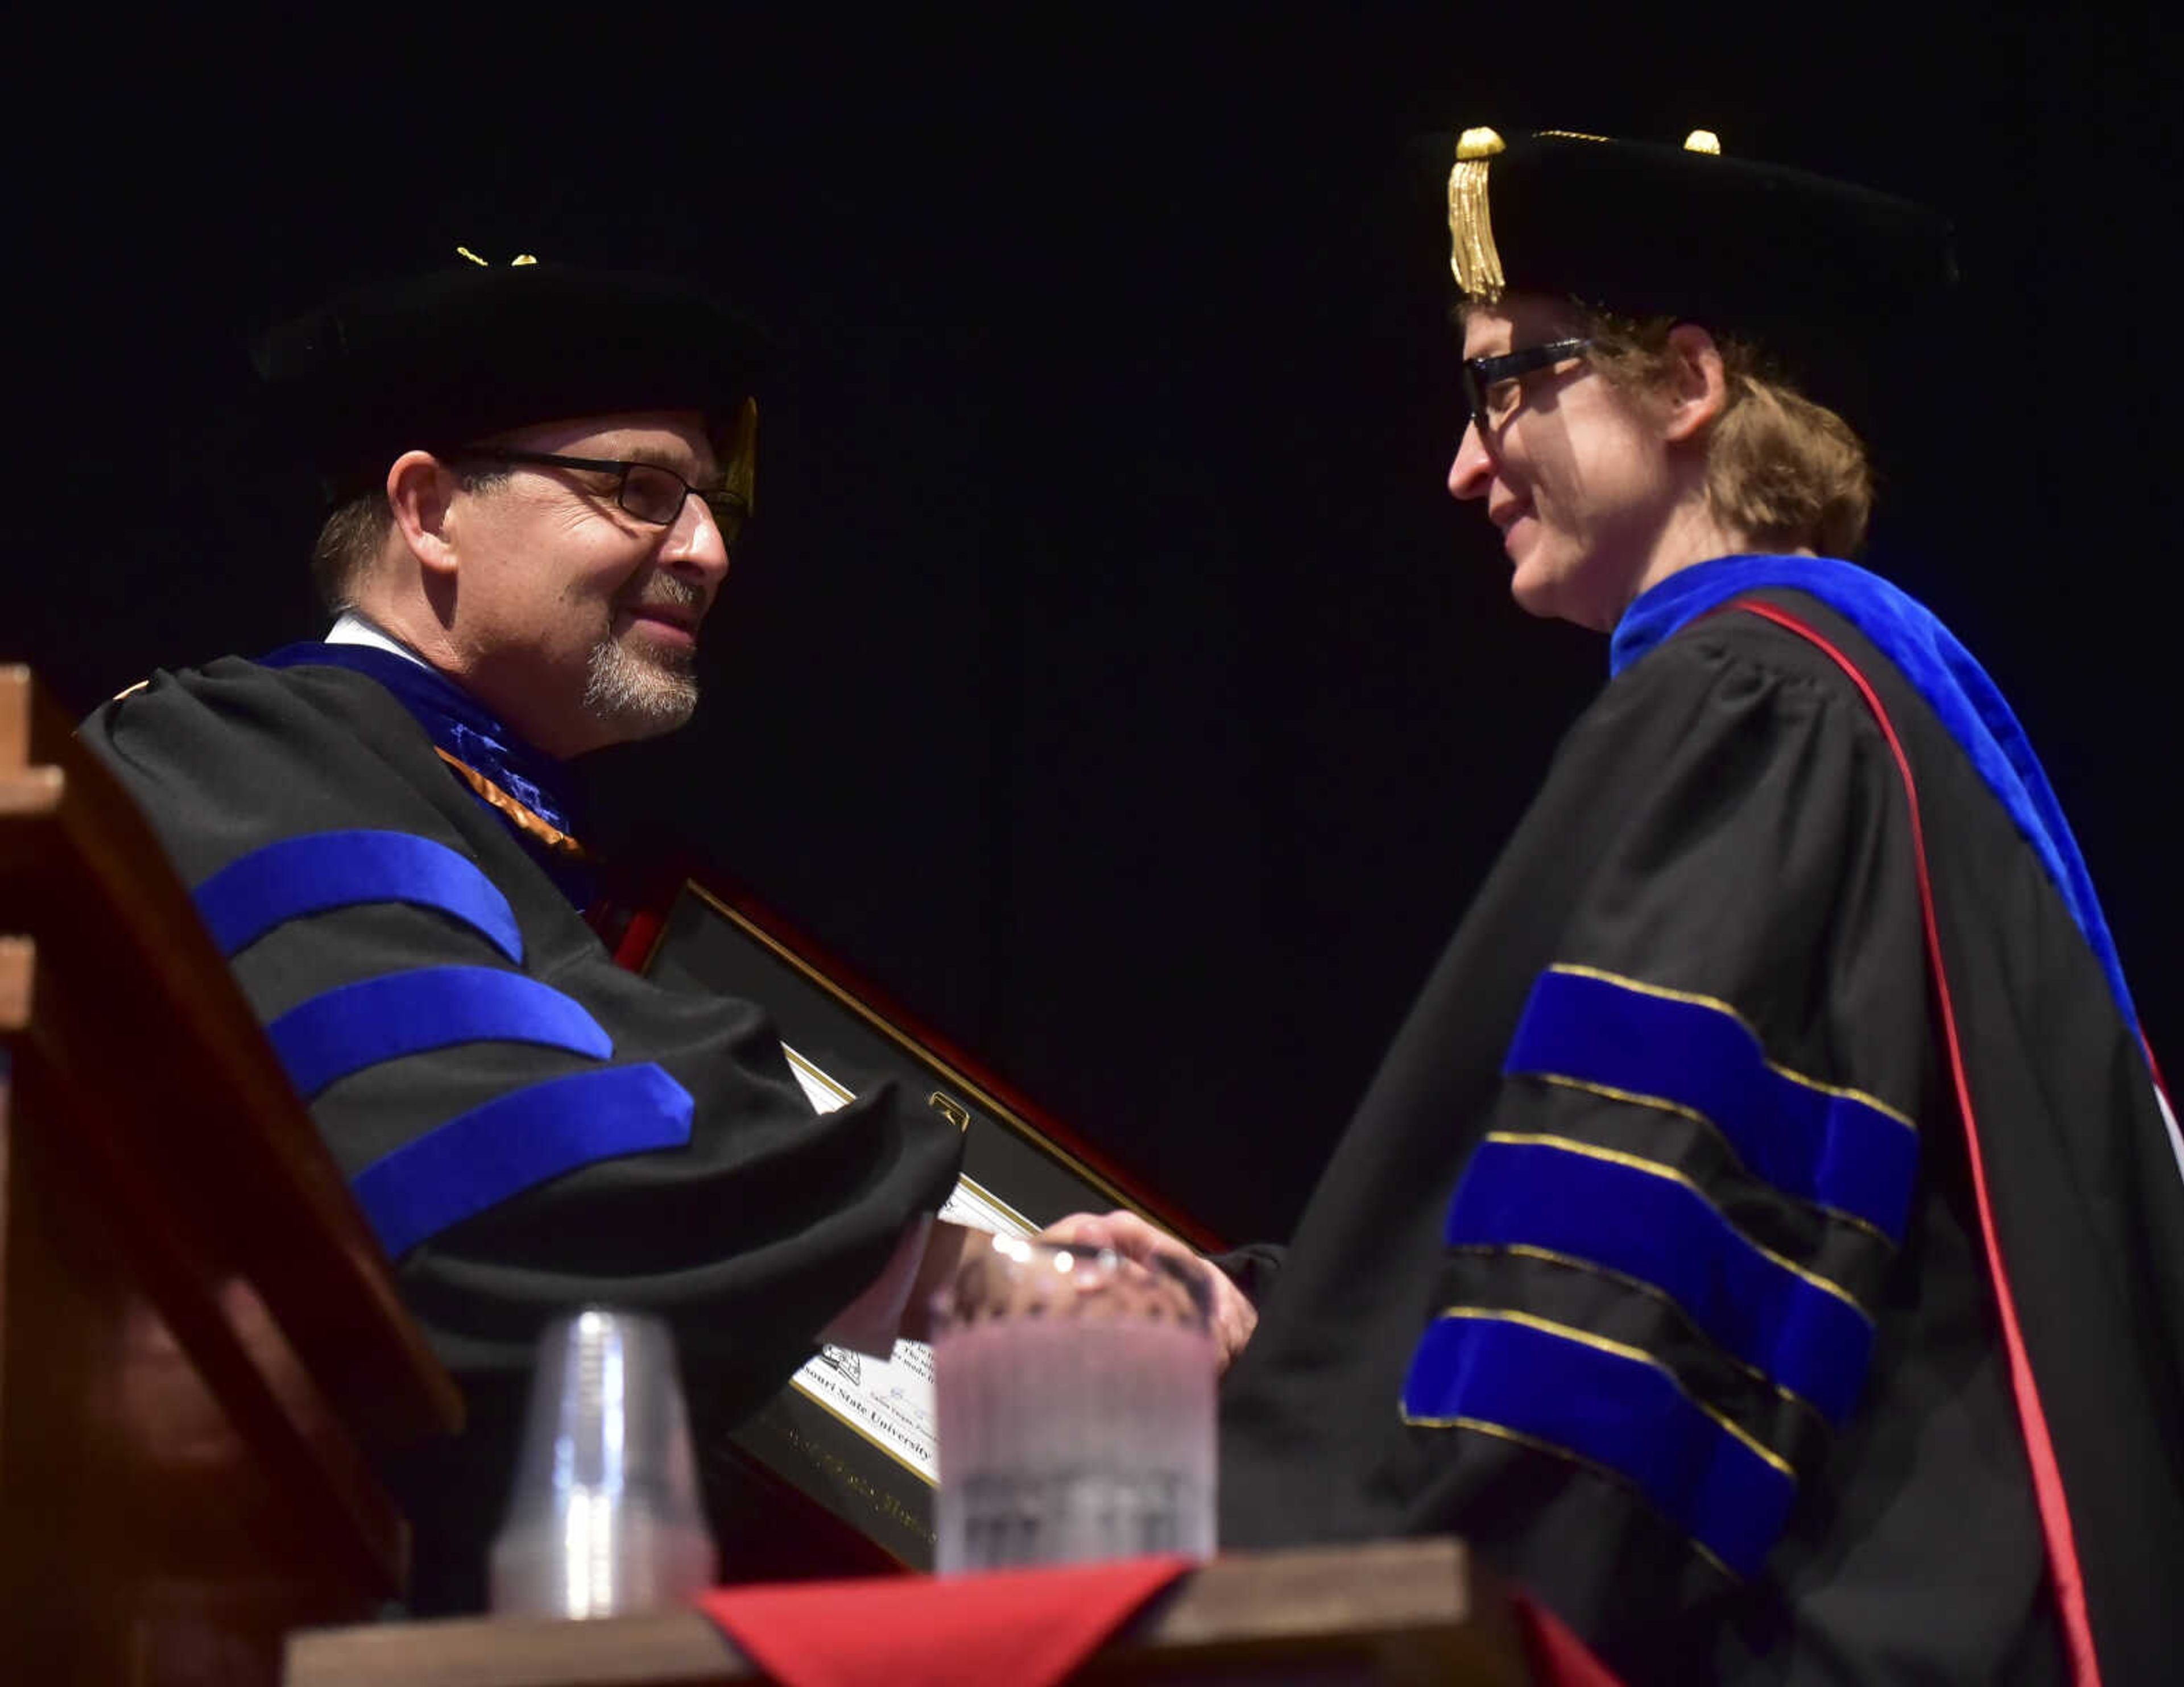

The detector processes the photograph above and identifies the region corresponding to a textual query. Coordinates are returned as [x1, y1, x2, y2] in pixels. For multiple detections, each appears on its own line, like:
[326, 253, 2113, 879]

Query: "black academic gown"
[82, 653, 963, 1606]
[1218, 571, 2184, 1685]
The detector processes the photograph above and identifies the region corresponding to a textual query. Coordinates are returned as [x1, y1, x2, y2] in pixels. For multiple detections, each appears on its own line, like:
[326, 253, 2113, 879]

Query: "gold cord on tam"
[1447, 127, 1507, 301]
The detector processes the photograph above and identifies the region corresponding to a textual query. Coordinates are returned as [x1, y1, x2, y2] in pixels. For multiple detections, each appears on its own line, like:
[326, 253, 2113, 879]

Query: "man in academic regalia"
[77, 257, 984, 1606]
[1205, 130, 2184, 1683]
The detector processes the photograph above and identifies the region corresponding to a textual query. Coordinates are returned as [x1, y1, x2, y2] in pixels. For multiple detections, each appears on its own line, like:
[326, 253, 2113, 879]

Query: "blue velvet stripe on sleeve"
[192, 830, 524, 964]
[266, 965, 614, 1101]
[1403, 1309, 1796, 1579]
[351, 1063, 696, 1258]
[1503, 966, 1917, 1240]
[1446, 1137, 1874, 1423]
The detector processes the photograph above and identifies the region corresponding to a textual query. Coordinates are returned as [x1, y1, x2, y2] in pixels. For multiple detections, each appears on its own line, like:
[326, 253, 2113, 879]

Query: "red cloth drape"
[696, 1556, 1192, 1687]
[1508, 1586, 1627, 1687]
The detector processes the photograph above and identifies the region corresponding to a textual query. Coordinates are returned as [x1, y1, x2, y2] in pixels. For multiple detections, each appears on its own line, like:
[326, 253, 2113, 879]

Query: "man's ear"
[386, 451, 462, 579]
[1660, 322, 1730, 445]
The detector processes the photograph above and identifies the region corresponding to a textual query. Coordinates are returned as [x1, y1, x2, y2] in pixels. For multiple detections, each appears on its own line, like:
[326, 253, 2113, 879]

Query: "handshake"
[856, 1211, 1259, 1374]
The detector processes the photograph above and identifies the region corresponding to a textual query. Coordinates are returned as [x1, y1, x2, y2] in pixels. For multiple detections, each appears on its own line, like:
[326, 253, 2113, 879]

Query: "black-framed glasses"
[1461, 338, 1594, 434]
[449, 447, 748, 544]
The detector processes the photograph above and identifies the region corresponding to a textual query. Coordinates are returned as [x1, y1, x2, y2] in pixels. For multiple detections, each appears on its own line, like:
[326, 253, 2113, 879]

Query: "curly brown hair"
[1582, 310, 1873, 559]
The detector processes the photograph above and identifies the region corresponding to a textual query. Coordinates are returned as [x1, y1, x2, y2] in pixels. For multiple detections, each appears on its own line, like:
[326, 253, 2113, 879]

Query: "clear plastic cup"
[932, 1237, 1217, 1574]
[487, 1307, 718, 1617]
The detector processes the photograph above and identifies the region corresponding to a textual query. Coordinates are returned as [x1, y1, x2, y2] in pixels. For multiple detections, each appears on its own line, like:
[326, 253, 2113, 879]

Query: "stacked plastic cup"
[488, 1307, 718, 1616]
[933, 1237, 1217, 1573]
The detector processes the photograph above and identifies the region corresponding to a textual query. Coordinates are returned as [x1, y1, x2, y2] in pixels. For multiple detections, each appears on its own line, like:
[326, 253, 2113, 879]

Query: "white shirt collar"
[326, 611, 428, 669]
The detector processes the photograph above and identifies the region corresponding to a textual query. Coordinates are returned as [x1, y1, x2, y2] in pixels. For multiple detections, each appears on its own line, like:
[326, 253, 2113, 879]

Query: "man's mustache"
[618, 574, 709, 619]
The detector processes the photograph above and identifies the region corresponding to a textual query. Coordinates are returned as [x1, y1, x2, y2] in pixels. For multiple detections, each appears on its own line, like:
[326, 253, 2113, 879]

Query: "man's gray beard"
[582, 635, 698, 740]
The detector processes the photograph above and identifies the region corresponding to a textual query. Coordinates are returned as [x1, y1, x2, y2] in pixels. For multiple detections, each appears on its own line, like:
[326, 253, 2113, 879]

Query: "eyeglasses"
[449, 447, 748, 545]
[1461, 338, 1594, 436]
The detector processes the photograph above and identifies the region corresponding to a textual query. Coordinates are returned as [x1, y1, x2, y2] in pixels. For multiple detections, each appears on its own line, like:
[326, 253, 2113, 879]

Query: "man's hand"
[895, 1220, 998, 1345]
[1037, 1209, 1259, 1373]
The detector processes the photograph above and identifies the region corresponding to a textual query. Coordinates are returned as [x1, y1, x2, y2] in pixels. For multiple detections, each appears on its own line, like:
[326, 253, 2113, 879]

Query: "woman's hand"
[1037, 1209, 1259, 1373]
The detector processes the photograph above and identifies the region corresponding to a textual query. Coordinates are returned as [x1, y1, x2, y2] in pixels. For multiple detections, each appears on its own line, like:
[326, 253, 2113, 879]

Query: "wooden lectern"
[0, 667, 464, 1685]
[287, 1537, 1528, 1685]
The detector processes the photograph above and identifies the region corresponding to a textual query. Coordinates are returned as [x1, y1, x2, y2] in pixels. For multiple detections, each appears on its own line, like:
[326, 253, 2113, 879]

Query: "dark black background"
[20, 10, 2181, 1243]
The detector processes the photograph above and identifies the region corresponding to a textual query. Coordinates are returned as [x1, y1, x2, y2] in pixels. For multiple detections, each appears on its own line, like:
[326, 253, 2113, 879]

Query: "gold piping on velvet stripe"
[1548, 962, 1917, 1133]
[1421, 1305, 1798, 1479]
[1397, 1408, 1741, 1582]
[1447, 1240, 1831, 1428]
[1526, 1073, 1898, 1249]
[1484, 1130, 1874, 1319]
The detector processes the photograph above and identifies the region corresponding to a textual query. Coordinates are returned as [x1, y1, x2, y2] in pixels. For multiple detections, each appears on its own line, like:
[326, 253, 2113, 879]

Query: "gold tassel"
[722, 396, 758, 515]
[1447, 127, 1507, 301]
